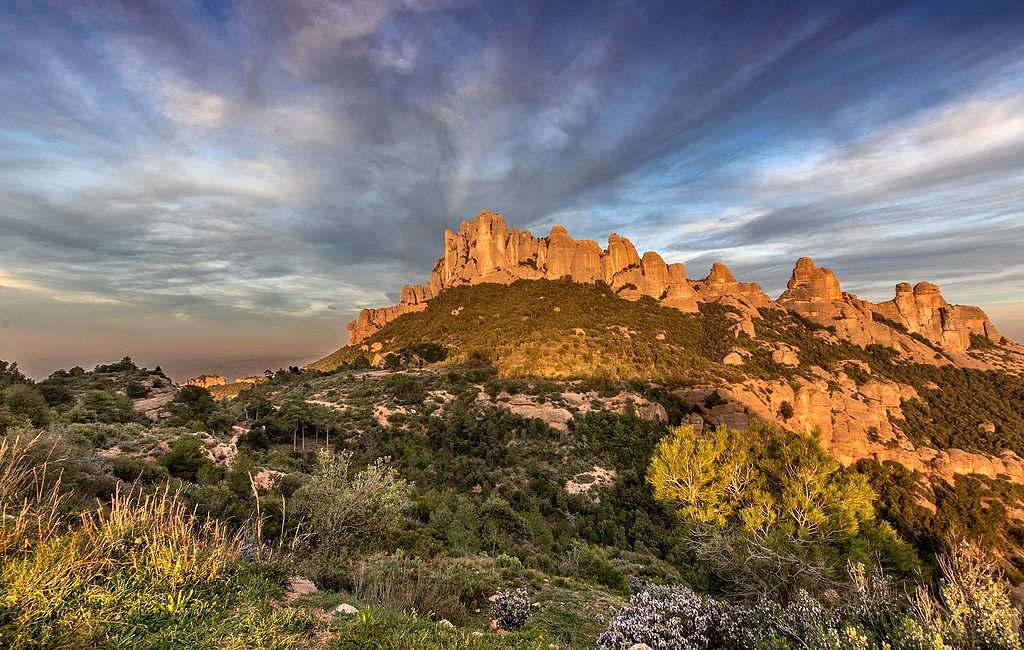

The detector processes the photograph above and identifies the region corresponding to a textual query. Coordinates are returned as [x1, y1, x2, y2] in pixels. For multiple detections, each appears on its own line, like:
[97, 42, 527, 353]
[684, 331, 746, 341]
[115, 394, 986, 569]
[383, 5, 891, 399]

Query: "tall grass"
[0, 434, 65, 556]
[0, 434, 310, 648]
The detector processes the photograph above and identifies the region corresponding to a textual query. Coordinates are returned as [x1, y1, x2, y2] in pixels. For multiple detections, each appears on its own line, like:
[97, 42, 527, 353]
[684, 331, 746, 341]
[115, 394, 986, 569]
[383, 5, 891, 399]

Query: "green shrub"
[345, 553, 490, 621]
[497, 553, 523, 571]
[162, 434, 213, 482]
[72, 390, 136, 424]
[111, 455, 169, 485]
[2, 385, 48, 428]
[291, 450, 409, 557]
[779, 401, 795, 420]
[125, 381, 148, 399]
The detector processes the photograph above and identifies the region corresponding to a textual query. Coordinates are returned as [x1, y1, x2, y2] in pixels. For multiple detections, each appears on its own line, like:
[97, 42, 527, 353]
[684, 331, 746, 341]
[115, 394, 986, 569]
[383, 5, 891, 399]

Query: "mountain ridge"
[344, 211, 1012, 371]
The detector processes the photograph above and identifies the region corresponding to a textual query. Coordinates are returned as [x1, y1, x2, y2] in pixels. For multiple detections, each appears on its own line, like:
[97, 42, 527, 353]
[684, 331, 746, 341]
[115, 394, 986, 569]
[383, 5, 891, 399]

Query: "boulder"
[723, 351, 745, 366]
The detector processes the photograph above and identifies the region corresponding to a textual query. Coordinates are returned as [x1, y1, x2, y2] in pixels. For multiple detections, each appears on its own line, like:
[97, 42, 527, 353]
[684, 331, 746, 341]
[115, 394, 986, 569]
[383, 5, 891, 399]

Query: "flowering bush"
[596, 581, 728, 650]
[490, 587, 531, 631]
[598, 545, 1024, 650]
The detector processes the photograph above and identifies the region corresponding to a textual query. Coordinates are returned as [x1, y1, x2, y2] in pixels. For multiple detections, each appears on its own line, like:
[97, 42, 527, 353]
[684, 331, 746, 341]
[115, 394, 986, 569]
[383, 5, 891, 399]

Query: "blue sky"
[1, 0, 1022, 380]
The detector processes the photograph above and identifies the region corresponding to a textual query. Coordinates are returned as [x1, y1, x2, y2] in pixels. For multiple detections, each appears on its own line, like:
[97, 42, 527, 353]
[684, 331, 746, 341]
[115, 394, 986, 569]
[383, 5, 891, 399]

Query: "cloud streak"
[1, 0, 1023, 378]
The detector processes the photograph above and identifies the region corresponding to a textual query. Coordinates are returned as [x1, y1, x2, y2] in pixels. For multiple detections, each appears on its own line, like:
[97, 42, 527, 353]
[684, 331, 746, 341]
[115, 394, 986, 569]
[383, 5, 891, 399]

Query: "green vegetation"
[2, 264, 1024, 649]
[311, 278, 739, 381]
[312, 281, 1024, 461]
[0, 436, 312, 649]
[648, 423, 917, 598]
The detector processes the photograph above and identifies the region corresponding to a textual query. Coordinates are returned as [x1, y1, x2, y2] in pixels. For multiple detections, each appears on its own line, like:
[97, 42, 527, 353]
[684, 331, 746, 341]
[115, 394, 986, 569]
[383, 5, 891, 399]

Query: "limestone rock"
[723, 351, 745, 366]
[691, 261, 773, 319]
[873, 281, 1003, 352]
[345, 211, 706, 345]
[779, 257, 843, 303]
[771, 348, 799, 366]
[777, 259, 957, 364]
[335, 603, 358, 615]
[341, 211, 1015, 359]
[184, 374, 226, 388]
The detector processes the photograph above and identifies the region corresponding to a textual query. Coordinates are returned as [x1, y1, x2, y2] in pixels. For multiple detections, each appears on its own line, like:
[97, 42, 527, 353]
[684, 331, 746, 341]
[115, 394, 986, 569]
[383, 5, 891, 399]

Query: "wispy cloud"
[1, 0, 1023, 377]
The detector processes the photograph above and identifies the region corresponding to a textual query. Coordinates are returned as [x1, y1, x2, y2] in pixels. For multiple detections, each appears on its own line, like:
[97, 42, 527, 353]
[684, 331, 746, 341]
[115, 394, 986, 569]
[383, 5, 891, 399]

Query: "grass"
[330, 607, 550, 649]
[0, 436, 313, 649]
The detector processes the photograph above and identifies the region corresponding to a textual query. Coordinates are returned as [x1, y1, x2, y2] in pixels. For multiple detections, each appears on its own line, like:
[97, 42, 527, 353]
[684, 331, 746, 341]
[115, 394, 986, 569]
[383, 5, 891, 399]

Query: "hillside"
[3, 212, 1024, 647]
[307, 211, 1024, 582]
[312, 275, 1024, 490]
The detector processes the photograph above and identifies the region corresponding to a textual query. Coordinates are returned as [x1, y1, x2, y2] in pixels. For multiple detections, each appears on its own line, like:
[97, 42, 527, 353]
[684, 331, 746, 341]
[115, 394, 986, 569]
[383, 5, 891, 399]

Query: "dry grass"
[0, 433, 310, 648]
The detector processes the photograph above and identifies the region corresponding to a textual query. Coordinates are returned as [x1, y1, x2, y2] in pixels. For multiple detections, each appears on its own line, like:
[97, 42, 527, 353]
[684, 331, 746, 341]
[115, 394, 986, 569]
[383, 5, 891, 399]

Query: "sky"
[1, 0, 1023, 381]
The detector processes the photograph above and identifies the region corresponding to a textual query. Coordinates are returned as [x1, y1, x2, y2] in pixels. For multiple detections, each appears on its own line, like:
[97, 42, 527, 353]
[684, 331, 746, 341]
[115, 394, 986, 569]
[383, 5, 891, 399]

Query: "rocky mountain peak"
[344, 211, 1010, 356]
[705, 261, 737, 284]
[779, 257, 843, 303]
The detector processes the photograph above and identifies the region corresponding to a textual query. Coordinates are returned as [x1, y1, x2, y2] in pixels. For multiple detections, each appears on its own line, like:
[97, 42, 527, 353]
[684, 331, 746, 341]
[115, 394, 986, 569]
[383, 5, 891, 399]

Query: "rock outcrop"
[184, 374, 227, 388]
[782, 257, 983, 360]
[873, 281, 1003, 352]
[691, 261, 773, 319]
[347, 211, 704, 344]
[343, 211, 1012, 357]
[779, 257, 843, 303]
[677, 372, 1024, 484]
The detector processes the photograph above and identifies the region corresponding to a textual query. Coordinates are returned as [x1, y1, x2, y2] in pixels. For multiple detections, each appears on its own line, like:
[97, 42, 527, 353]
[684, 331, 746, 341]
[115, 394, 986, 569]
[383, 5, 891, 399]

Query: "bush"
[73, 390, 136, 424]
[596, 582, 725, 650]
[490, 587, 531, 631]
[162, 435, 213, 482]
[111, 455, 170, 485]
[891, 542, 1023, 650]
[3, 385, 49, 427]
[779, 400, 795, 420]
[125, 381, 148, 399]
[343, 553, 495, 621]
[497, 553, 523, 571]
[291, 450, 409, 557]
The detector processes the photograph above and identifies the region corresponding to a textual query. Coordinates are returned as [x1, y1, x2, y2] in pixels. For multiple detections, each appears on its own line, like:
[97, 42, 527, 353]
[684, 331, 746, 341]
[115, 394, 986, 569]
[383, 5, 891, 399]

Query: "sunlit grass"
[0, 435, 311, 649]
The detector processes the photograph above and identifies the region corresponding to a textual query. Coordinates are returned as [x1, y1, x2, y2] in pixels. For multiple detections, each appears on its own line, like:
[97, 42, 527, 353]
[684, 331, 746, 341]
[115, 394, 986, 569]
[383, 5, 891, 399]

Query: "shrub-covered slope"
[311, 279, 1024, 462]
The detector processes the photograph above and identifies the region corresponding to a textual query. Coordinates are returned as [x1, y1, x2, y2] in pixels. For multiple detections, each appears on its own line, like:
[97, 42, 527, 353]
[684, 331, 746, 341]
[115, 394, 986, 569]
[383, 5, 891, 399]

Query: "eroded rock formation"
[348, 211, 705, 343]
[777, 257, 1003, 356]
[874, 281, 1003, 352]
[184, 374, 227, 388]
[345, 211, 1011, 358]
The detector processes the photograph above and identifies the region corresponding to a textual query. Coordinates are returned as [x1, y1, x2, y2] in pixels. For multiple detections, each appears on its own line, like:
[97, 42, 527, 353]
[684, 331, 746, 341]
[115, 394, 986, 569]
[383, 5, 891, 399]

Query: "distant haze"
[1, 1, 1022, 378]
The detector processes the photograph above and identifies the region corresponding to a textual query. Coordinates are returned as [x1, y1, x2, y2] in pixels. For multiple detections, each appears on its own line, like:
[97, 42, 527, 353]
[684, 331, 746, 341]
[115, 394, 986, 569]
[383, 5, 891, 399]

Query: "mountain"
[338, 211, 1013, 367]
[312, 210, 1024, 514]
[7, 217, 1024, 647]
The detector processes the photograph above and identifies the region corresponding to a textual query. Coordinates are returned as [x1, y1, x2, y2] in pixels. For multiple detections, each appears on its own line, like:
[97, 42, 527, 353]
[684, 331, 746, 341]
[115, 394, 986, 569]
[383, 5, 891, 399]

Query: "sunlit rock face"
[873, 281, 1003, 352]
[779, 257, 843, 303]
[345, 210, 1010, 351]
[184, 374, 226, 388]
[776, 256, 1004, 356]
[348, 211, 708, 344]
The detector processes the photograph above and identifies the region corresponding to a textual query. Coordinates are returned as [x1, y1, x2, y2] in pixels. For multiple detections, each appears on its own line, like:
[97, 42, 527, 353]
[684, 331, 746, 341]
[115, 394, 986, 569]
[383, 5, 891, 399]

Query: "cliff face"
[345, 211, 1010, 358]
[677, 373, 1024, 484]
[776, 257, 1004, 356]
[348, 211, 706, 343]
[184, 374, 227, 388]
